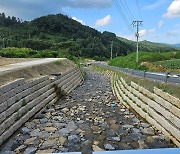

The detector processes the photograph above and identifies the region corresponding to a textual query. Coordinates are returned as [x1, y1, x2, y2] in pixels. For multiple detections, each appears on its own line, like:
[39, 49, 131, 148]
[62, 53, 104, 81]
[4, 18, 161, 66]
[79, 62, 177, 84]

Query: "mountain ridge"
[0, 13, 178, 59]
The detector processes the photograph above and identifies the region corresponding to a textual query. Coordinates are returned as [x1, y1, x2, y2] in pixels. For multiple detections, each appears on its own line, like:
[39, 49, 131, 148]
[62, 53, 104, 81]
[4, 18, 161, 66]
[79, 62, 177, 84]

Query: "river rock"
[24, 147, 37, 154]
[44, 127, 57, 132]
[92, 145, 104, 151]
[104, 144, 115, 150]
[142, 128, 154, 135]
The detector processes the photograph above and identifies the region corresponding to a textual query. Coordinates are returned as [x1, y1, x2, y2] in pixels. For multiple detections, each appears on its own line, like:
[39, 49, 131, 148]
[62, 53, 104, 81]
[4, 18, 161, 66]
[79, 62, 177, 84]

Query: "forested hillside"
[118, 37, 178, 52]
[0, 13, 178, 59]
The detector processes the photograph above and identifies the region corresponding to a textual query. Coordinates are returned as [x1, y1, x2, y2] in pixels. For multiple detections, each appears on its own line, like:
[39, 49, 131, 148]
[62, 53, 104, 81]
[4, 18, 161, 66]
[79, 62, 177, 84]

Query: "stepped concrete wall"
[0, 67, 84, 145]
[112, 75, 180, 147]
[98, 69, 180, 147]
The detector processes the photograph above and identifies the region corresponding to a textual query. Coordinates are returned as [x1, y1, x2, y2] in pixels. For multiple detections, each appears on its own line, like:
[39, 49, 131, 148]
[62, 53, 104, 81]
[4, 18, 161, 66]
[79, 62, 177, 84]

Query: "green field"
[109, 51, 180, 70]
[154, 59, 180, 69]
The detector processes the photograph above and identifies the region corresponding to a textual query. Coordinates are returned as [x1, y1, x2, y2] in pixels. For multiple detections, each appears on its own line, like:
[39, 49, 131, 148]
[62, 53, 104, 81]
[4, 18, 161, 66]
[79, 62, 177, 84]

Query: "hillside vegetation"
[0, 12, 179, 60]
[154, 59, 180, 69]
[0, 13, 133, 59]
[118, 37, 178, 52]
[109, 51, 180, 71]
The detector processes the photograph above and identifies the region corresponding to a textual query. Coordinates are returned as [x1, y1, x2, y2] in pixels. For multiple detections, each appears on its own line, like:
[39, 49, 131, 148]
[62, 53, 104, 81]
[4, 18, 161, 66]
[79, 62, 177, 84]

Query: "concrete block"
[4, 115, 16, 130]
[18, 107, 24, 118]
[138, 86, 152, 98]
[0, 79, 25, 96]
[15, 93, 23, 101]
[152, 94, 180, 118]
[0, 122, 5, 135]
[0, 136, 3, 146]
[7, 96, 16, 107]
[15, 85, 24, 94]
[131, 81, 139, 90]
[0, 83, 13, 95]
[0, 112, 6, 124]
[2, 127, 14, 142]
[6, 101, 22, 117]
[22, 89, 31, 98]
[154, 87, 180, 109]
[0, 101, 7, 113]
[0, 89, 16, 104]
[148, 107, 180, 142]
[13, 121, 22, 132]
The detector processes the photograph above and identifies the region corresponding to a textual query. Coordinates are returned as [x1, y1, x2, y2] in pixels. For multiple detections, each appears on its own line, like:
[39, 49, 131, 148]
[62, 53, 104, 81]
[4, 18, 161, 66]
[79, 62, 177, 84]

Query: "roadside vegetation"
[90, 65, 180, 99]
[109, 51, 180, 72]
[154, 59, 180, 69]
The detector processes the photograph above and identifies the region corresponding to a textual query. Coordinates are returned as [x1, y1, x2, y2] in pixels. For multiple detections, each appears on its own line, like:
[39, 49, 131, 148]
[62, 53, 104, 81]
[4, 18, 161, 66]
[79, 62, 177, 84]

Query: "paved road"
[0, 58, 66, 73]
[0, 68, 175, 153]
[92, 62, 180, 84]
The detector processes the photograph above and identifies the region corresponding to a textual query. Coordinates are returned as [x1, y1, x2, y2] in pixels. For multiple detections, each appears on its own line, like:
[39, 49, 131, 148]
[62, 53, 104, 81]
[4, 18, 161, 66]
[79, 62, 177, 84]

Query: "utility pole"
[2, 38, 5, 48]
[132, 20, 143, 63]
[110, 41, 113, 60]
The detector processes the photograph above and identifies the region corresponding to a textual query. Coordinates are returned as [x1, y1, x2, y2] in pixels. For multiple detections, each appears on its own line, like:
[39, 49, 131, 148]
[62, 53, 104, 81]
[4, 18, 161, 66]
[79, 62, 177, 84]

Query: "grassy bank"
[90, 65, 180, 99]
[154, 59, 180, 69]
[109, 51, 180, 70]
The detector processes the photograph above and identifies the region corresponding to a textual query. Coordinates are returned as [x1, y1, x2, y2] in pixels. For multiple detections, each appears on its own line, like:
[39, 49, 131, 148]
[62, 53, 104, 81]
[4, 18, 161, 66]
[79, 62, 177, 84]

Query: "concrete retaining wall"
[95, 68, 180, 147]
[111, 74, 180, 147]
[0, 67, 84, 145]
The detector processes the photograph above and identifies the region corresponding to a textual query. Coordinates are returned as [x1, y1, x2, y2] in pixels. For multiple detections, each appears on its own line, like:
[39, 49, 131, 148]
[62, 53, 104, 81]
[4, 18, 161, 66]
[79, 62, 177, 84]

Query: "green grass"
[90, 65, 180, 99]
[109, 51, 179, 70]
[154, 59, 180, 69]
[54, 60, 62, 65]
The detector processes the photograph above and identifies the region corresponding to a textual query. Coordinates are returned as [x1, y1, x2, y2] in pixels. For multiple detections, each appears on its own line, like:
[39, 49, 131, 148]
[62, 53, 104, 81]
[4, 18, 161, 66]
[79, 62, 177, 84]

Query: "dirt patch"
[0, 59, 76, 86]
[141, 62, 180, 73]
[0, 58, 42, 66]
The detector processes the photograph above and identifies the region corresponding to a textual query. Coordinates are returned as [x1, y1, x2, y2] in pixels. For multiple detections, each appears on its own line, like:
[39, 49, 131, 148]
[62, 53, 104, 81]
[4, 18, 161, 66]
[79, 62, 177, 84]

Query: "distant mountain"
[170, 43, 180, 48]
[0, 12, 179, 60]
[0, 13, 134, 58]
[118, 38, 179, 52]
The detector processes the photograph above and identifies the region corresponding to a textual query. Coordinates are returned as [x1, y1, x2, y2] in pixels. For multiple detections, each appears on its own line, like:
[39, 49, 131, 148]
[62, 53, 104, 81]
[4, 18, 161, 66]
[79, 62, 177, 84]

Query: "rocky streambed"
[0, 68, 175, 154]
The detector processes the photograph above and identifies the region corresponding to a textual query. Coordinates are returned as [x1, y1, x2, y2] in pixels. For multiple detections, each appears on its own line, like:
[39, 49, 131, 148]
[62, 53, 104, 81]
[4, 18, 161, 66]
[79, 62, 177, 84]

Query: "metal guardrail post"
[165, 72, 169, 82]
[143, 70, 146, 78]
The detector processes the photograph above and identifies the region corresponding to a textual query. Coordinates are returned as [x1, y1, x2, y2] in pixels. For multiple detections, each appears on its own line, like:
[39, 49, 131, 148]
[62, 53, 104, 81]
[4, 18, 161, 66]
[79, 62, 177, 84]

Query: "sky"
[0, 0, 180, 44]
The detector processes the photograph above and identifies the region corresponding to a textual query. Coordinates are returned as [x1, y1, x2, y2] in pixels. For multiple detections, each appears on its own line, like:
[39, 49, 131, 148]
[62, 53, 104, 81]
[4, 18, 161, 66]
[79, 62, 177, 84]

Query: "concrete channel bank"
[92, 66, 180, 147]
[0, 68, 176, 154]
[0, 66, 84, 146]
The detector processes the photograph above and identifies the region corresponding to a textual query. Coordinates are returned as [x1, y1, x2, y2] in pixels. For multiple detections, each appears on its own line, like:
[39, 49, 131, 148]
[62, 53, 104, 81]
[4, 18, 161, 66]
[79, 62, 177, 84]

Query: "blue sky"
[0, 0, 180, 44]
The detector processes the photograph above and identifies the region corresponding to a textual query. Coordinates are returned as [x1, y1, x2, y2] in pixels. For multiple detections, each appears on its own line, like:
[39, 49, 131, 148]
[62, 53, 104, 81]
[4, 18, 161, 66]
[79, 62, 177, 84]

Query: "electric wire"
[113, 0, 134, 32]
[135, 0, 143, 20]
[121, 0, 135, 20]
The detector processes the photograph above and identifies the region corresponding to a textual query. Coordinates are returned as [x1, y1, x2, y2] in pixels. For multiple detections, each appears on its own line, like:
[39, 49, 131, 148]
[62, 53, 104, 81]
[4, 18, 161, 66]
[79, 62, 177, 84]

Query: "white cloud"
[165, 29, 180, 37]
[72, 17, 85, 25]
[95, 15, 111, 27]
[139, 29, 147, 37]
[0, 0, 113, 20]
[158, 20, 164, 28]
[118, 28, 157, 42]
[138, 28, 156, 37]
[143, 0, 166, 10]
[163, 0, 180, 18]
[148, 28, 156, 33]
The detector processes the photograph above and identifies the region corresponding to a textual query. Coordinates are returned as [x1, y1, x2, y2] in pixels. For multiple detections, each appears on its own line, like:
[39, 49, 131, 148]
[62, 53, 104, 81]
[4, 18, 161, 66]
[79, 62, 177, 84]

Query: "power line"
[135, 0, 143, 20]
[122, 0, 135, 20]
[113, 0, 133, 32]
